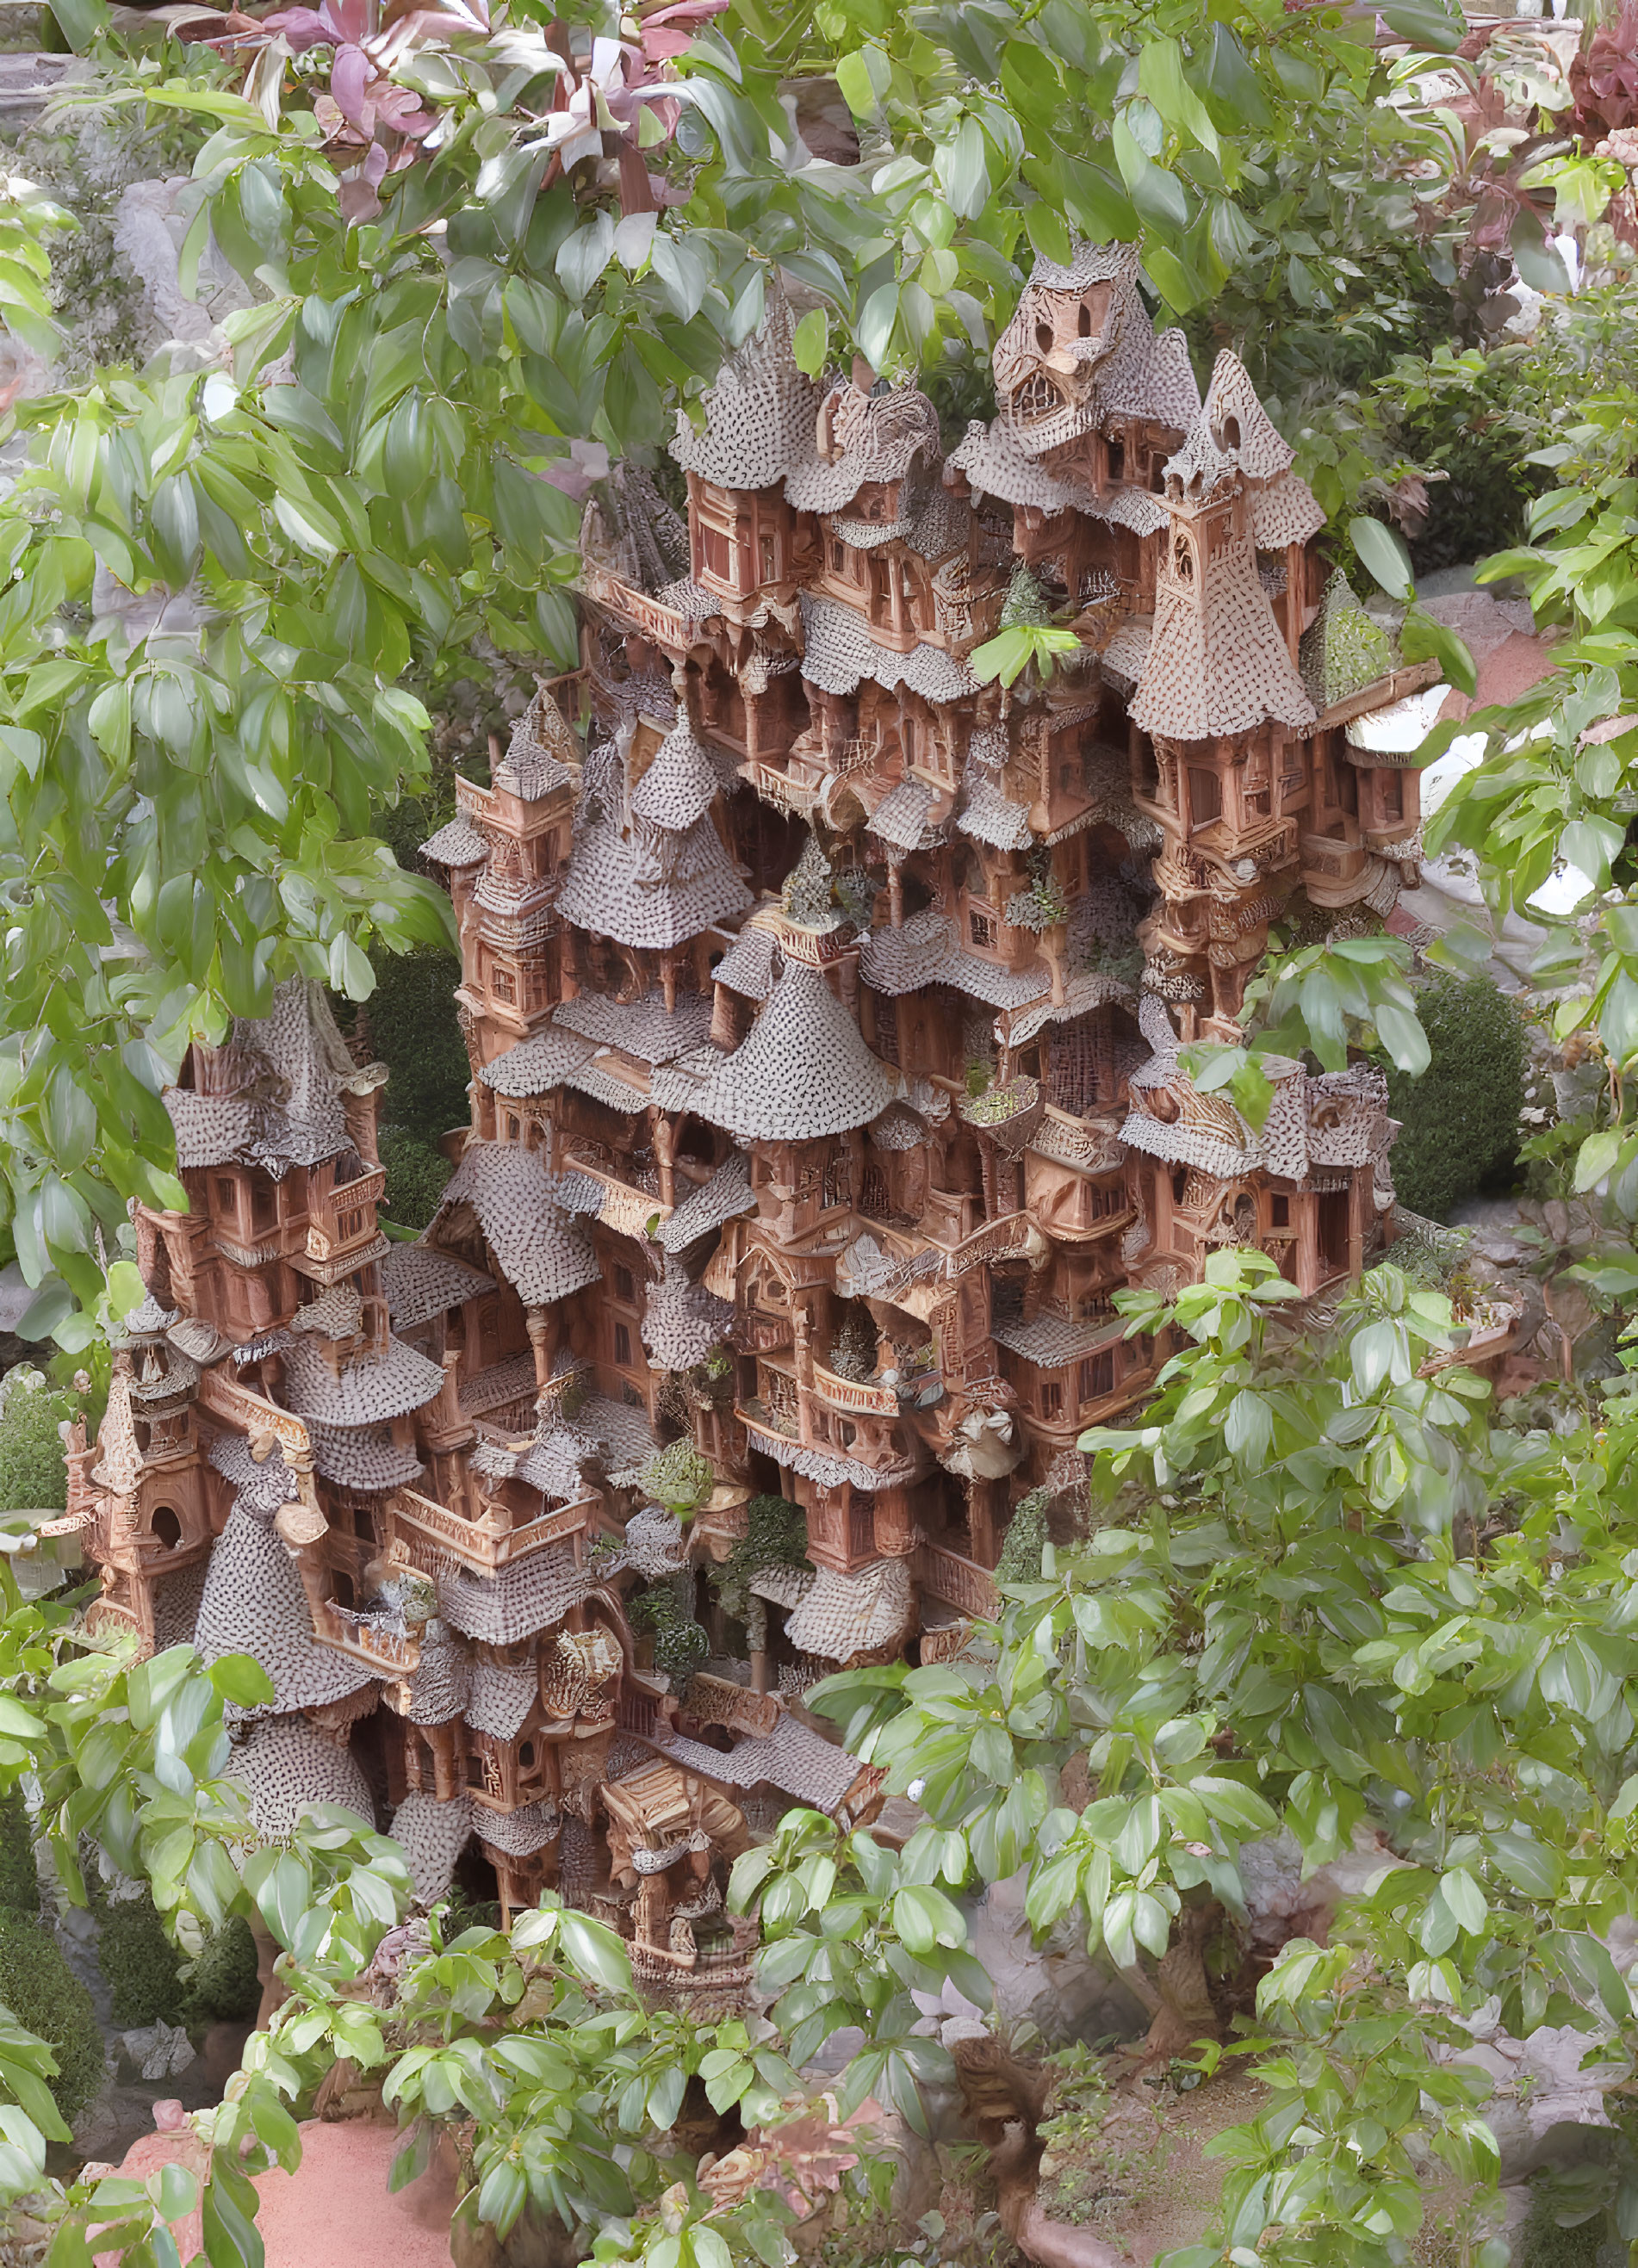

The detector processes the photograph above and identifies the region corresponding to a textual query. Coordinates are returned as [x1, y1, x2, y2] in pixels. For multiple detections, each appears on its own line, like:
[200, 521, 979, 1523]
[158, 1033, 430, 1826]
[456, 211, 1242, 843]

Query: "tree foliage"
[1386, 972, 1528, 1221]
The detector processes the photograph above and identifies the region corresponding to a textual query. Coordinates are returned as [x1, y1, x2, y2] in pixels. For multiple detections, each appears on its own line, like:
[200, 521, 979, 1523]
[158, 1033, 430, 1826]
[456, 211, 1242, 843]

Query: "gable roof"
[432, 1141, 601, 1307]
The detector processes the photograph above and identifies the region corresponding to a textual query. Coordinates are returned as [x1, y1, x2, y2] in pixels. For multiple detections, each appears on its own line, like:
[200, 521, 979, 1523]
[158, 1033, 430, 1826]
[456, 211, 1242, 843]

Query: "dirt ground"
[1109, 2067, 1269, 2265]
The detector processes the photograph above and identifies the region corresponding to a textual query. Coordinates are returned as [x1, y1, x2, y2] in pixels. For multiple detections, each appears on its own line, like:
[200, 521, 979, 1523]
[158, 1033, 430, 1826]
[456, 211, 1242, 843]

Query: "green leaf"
[1399, 604, 1477, 697]
[208, 1653, 276, 1708]
[791, 308, 828, 377]
[1349, 517, 1414, 602]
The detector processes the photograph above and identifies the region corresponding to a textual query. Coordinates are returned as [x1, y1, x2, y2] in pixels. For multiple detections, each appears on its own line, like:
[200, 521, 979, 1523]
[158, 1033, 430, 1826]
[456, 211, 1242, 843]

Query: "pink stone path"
[96, 2117, 456, 2268]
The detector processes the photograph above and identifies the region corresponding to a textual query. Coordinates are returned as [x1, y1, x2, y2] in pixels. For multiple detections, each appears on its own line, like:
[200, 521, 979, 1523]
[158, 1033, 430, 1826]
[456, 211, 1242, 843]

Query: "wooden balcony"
[914, 1540, 998, 1621]
[809, 1361, 900, 1418]
[306, 1168, 386, 1262]
[565, 1149, 673, 1239]
[581, 560, 698, 652]
[313, 1601, 420, 1674]
[388, 1485, 594, 1574]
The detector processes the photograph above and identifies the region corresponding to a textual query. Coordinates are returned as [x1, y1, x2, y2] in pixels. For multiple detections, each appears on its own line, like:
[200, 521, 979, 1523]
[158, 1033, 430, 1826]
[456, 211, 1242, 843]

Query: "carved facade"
[78, 244, 1430, 1956]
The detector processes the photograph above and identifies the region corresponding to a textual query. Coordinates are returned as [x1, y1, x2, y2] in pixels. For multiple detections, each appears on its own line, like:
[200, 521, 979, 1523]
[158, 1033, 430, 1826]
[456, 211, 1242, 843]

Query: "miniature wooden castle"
[72, 245, 1430, 1961]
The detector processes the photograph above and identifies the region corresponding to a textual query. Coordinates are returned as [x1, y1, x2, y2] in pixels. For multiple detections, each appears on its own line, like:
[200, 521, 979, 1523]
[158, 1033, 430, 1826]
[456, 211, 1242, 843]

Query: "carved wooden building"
[75, 245, 1430, 1955]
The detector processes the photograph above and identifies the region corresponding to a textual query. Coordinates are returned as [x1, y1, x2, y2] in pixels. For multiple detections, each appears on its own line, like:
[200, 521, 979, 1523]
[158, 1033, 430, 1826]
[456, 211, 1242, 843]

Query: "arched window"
[151, 1505, 182, 1550]
[1174, 535, 1194, 584]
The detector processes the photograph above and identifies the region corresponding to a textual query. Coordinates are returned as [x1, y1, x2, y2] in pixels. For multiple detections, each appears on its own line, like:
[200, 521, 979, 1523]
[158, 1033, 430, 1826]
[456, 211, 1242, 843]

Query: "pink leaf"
[261, 7, 331, 48]
[331, 41, 374, 124]
[326, 0, 371, 45]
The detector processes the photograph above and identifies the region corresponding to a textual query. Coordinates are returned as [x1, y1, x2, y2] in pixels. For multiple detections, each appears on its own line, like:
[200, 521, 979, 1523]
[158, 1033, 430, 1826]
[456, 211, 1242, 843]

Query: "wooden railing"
[580, 561, 695, 649]
[809, 1362, 900, 1418]
[388, 1486, 593, 1573]
[948, 1211, 1043, 1273]
[565, 1150, 672, 1237]
[307, 1168, 386, 1259]
[915, 1540, 998, 1621]
[314, 1602, 419, 1672]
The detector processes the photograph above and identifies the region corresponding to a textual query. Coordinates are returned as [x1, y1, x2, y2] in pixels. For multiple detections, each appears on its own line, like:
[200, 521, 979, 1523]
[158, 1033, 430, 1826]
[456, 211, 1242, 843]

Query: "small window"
[615, 1322, 632, 1367]
[614, 1266, 635, 1304]
[214, 1177, 238, 1218]
[622, 1381, 644, 1409]
[506, 1114, 521, 1141]
[518, 1740, 536, 1770]
[969, 908, 997, 950]
[1040, 1381, 1063, 1419]
[151, 1505, 182, 1550]
[828, 539, 845, 573]
[1078, 1352, 1115, 1404]
[701, 524, 732, 581]
[1188, 767, 1222, 827]
[250, 1178, 276, 1230]
[1381, 770, 1404, 822]
[759, 533, 777, 581]
[465, 1752, 486, 1789]
[839, 1421, 856, 1448]
[491, 967, 516, 1003]
[1270, 1194, 1291, 1227]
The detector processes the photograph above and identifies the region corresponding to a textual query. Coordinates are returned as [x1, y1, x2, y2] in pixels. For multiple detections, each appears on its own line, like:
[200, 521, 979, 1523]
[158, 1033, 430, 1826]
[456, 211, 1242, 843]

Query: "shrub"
[0, 1371, 69, 1513]
[96, 1887, 184, 2029]
[379, 1124, 455, 1230]
[629, 1579, 710, 1690]
[0, 1789, 39, 1918]
[364, 945, 471, 1148]
[0, 1911, 103, 2124]
[638, 1439, 714, 1519]
[1384, 974, 1526, 1221]
[177, 1918, 261, 2029]
[995, 1487, 1050, 1587]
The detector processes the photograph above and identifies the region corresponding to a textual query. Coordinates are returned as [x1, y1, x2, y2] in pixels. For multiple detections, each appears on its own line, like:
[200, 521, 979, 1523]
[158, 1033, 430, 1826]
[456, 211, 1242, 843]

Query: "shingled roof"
[433, 1141, 601, 1307]
[233, 1714, 375, 1837]
[555, 744, 751, 951]
[1129, 501, 1315, 743]
[655, 1149, 756, 1253]
[642, 1256, 734, 1370]
[390, 1792, 474, 1905]
[383, 1243, 494, 1333]
[655, 1713, 866, 1814]
[630, 716, 720, 834]
[681, 963, 895, 1142]
[279, 1333, 445, 1428]
[195, 1502, 376, 1712]
[167, 979, 371, 1177]
[438, 1546, 590, 1645]
[785, 1558, 915, 1661]
[668, 288, 823, 492]
[494, 687, 580, 800]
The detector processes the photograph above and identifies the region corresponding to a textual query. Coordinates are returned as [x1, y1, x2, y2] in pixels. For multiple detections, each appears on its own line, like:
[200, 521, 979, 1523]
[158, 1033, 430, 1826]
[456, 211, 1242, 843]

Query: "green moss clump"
[1299, 571, 1397, 710]
[0, 1373, 70, 1514]
[0, 1911, 103, 2124]
[629, 1579, 710, 1690]
[0, 1790, 39, 1918]
[96, 1888, 184, 2029]
[639, 1439, 715, 1519]
[709, 1494, 810, 1623]
[1384, 975, 1526, 1221]
[995, 1487, 1051, 1587]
